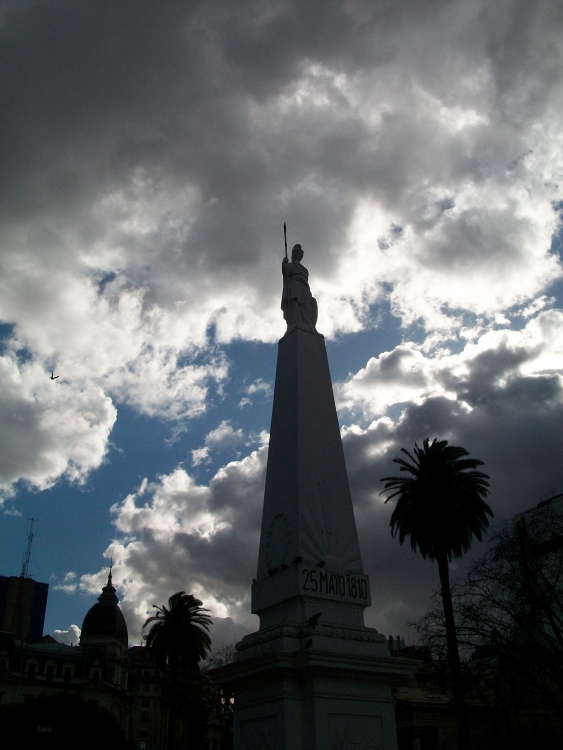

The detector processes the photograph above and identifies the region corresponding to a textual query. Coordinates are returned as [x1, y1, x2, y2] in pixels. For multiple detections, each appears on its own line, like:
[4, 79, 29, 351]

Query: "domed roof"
[80, 571, 128, 645]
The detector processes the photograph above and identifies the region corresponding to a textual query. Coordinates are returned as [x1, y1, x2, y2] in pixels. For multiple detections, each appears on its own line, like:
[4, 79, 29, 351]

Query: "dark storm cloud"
[344, 317, 563, 516]
[2, 0, 558, 271]
[1, 1, 376, 213]
[332, 314, 563, 634]
[89, 311, 563, 642]
[1, 0, 559, 363]
[341, 376, 563, 635]
[3, 0, 563, 640]
[89, 446, 268, 639]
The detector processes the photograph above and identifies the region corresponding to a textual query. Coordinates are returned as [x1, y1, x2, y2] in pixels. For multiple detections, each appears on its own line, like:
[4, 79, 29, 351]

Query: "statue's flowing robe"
[281, 262, 318, 329]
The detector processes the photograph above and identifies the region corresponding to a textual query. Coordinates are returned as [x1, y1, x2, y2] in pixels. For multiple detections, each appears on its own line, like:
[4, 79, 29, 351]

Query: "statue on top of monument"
[281, 243, 318, 331]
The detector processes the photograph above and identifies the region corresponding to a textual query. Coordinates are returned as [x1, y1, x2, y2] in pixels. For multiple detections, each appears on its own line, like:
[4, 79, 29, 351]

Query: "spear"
[283, 222, 288, 282]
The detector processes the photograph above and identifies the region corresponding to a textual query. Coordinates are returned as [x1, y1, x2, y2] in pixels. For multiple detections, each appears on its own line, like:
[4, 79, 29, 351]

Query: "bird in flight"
[50, 371, 59, 380]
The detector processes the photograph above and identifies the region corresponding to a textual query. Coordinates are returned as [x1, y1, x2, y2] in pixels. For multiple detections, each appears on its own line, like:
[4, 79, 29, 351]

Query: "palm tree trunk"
[168, 657, 178, 750]
[437, 553, 472, 750]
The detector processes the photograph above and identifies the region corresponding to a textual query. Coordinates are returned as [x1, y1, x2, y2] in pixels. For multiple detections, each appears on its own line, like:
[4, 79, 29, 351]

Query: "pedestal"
[217, 619, 415, 750]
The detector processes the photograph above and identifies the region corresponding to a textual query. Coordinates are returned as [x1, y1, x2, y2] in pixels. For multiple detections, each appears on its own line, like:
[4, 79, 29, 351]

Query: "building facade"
[0, 575, 48, 641]
[0, 572, 221, 749]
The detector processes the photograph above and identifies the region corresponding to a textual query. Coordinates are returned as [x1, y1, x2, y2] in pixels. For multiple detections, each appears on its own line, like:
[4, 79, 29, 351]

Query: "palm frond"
[380, 437, 493, 561]
[143, 591, 213, 669]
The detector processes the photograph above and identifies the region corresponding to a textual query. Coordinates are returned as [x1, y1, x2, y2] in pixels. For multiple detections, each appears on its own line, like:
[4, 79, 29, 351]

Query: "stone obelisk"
[213, 244, 414, 750]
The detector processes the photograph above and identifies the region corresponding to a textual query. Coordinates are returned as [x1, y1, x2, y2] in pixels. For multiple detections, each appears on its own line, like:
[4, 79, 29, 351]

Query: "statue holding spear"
[281, 224, 318, 332]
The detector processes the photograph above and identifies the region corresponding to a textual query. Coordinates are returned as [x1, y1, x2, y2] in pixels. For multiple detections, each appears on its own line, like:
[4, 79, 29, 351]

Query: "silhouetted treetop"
[381, 437, 492, 561]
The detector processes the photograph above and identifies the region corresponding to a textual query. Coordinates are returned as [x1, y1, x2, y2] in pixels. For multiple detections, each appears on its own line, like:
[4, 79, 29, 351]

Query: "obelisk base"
[213, 623, 416, 750]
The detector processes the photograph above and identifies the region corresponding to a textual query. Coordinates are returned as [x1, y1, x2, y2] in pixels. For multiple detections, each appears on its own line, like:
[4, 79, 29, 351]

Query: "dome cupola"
[80, 570, 128, 645]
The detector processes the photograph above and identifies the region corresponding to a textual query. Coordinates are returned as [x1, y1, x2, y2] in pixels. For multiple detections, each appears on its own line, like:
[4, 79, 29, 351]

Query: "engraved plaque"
[300, 566, 371, 605]
[240, 716, 276, 750]
[328, 714, 383, 750]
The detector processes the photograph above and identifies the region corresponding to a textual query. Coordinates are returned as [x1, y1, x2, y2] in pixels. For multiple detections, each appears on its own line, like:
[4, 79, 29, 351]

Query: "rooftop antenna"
[9, 517, 38, 639]
[20, 517, 37, 579]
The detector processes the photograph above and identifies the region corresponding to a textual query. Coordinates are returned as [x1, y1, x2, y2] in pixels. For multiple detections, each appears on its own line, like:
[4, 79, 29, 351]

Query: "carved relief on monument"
[265, 512, 292, 569]
[240, 716, 276, 750]
[300, 481, 363, 572]
[328, 714, 383, 750]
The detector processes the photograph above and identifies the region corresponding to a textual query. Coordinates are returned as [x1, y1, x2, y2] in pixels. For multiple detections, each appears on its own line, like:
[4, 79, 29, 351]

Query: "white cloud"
[191, 420, 245, 465]
[239, 380, 272, 409]
[0, 355, 116, 490]
[1, 1, 560, 351]
[53, 572, 79, 594]
[80, 306, 563, 642]
[0, 266, 229, 491]
[335, 315, 563, 635]
[191, 446, 210, 467]
[204, 420, 245, 449]
[79, 447, 267, 642]
[51, 624, 81, 647]
[245, 379, 272, 397]
[336, 310, 563, 421]
[2, 0, 563, 639]
[1, 0, 561, 500]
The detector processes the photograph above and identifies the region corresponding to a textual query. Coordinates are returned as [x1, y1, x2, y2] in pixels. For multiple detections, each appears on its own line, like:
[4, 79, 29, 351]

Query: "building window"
[141, 711, 149, 722]
[138, 743, 146, 750]
[91, 670, 100, 686]
[28, 663, 36, 680]
[64, 667, 72, 682]
[140, 727, 148, 737]
[141, 698, 150, 707]
[46, 666, 54, 682]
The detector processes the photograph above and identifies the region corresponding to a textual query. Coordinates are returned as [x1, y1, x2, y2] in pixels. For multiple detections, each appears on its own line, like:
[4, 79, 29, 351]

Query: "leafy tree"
[415, 507, 563, 731]
[144, 592, 212, 750]
[202, 643, 236, 747]
[381, 437, 492, 750]
[203, 642, 236, 671]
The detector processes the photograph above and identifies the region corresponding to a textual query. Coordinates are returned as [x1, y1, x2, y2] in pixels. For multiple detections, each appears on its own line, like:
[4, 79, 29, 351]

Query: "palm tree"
[144, 592, 212, 750]
[381, 438, 492, 750]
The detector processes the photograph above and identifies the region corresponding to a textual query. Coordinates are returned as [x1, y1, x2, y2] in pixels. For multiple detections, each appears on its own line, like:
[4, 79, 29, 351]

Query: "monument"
[214, 242, 415, 749]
